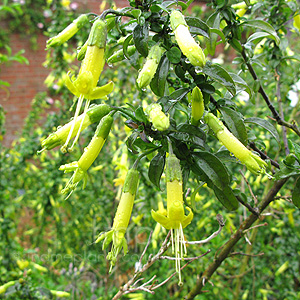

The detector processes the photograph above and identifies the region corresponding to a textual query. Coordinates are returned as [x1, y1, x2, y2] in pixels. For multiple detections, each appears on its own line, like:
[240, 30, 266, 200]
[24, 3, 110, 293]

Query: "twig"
[185, 177, 288, 299]
[239, 170, 259, 205]
[241, 48, 300, 137]
[139, 231, 152, 265]
[236, 195, 259, 216]
[276, 71, 289, 156]
[185, 214, 225, 245]
[243, 222, 268, 234]
[249, 142, 280, 169]
[153, 250, 211, 290]
[229, 252, 264, 257]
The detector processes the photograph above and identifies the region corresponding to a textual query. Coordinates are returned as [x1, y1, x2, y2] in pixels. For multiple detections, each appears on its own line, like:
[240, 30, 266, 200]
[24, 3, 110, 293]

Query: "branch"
[185, 214, 225, 245]
[185, 177, 288, 299]
[241, 48, 300, 137]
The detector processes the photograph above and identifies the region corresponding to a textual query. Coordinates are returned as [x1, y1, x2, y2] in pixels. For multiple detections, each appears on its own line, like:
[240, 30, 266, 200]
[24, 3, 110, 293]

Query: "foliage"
[1, 0, 300, 299]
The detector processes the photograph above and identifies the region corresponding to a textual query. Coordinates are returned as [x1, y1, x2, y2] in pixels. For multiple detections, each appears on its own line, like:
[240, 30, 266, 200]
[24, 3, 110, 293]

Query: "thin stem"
[100, 9, 134, 20]
[276, 71, 289, 156]
[241, 48, 300, 137]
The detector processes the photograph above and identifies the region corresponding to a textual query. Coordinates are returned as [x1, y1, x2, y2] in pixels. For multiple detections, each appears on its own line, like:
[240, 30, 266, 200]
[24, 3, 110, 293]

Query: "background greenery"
[1, 0, 300, 299]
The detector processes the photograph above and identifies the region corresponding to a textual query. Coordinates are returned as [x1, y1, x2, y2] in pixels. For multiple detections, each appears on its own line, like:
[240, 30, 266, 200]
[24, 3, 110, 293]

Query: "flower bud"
[46, 14, 88, 48]
[136, 45, 163, 88]
[145, 103, 170, 131]
[191, 86, 204, 126]
[107, 45, 136, 64]
[170, 10, 206, 68]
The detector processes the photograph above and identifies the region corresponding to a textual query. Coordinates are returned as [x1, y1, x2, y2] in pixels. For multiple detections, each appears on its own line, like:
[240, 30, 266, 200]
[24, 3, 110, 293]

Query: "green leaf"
[169, 124, 206, 149]
[203, 62, 236, 95]
[212, 185, 239, 211]
[148, 152, 165, 189]
[219, 106, 248, 145]
[166, 46, 181, 64]
[289, 140, 300, 162]
[210, 28, 226, 44]
[246, 32, 276, 45]
[185, 17, 210, 38]
[242, 19, 280, 45]
[133, 23, 149, 57]
[131, 9, 141, 19]
[229, 72, 252, 97]
[150, 55, 170, 97]
[245, 117, 280, 144]
[123, 35, 133, 60]
[292, 177, 300, 209]
[192, 151, 230, 190]
[135, 106, 148, 123]
[126, 131, 139, 154]
[158, 88, 190, 112]
[205, 12, 221, 56]
[190, 182, 205, 213]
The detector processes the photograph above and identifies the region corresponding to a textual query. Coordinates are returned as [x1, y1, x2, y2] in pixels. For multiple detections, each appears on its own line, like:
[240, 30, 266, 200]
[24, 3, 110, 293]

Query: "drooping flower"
[96, 167, 139, 271]
[136, 45, 164, 89]
[151, 152, 193, 285]
[59, 114, 113, 198]
[170, 10, 206, 68]
[39, 104, 111, 152]
[61, 19, 114, 152]
[204, 112, 267, 175]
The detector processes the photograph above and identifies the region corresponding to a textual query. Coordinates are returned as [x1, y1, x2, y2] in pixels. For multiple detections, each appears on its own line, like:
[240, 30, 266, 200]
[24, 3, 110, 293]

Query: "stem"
[100, 9, 134, 20]
[241, 48, 300, 137]
[186, 177, 288, 299]
[276, 72, 289, 156]
[132, 146, 162, 169]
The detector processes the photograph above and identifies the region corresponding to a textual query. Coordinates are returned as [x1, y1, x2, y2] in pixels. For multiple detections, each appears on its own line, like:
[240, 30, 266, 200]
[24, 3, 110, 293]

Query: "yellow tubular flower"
[204, 113, 267, 175]
[151, 153, 193, 285]
[96, 168, 139, 271]
[46, 14, 89, 48]
[59, 114, 113, 198]
[136, 45, 163, 89]
[170, 10, 206, 68]
[62, 19, 114, 152]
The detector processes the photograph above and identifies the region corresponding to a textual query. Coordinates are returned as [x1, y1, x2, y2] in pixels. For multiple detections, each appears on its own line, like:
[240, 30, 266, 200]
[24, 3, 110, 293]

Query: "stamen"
[69, 98, 91, 151]
[61, 94, 84, 153]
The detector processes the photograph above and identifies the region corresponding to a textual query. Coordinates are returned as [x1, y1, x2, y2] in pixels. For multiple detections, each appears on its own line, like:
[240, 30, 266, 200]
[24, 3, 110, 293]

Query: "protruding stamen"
[61, 94, 84, 153]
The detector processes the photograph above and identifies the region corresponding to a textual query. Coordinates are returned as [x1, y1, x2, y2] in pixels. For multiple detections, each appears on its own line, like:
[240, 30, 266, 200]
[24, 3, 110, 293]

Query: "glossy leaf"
[203, 62, 236, 95]
[229, 72, 252, 97]
[133, 23, 149, 57]
[135, 106, 148, 123]
[185, 17, 210, 38]
[213, 185, 239, 211]
[150, 55, 170, 97]
[158, 88, 190, 112]
[245, 117, 280, 144]
[148, 152, 165, 189]
[192, 151, 230, 190]
[242, 19, 280, 45]
[292, 177, 300, 209]
[169, 124, 206, 149]
[166, 46, 182, 64]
